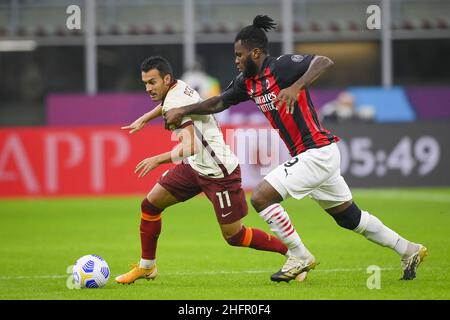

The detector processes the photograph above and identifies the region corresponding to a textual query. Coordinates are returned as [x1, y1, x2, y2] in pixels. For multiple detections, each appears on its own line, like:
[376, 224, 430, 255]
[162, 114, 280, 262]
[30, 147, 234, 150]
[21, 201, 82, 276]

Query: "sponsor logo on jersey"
[253, 92, 277, 112]
[291, 55, 304, 63]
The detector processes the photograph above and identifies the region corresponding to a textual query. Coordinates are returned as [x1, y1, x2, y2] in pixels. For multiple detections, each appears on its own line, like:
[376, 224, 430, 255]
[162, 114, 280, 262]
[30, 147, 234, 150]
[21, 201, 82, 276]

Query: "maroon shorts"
[158, 163, 248, 224]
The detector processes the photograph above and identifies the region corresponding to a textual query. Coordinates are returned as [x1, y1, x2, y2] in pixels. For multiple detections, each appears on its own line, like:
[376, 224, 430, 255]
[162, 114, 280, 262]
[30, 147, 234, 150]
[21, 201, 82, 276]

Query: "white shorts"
[264, 143, 352, 209]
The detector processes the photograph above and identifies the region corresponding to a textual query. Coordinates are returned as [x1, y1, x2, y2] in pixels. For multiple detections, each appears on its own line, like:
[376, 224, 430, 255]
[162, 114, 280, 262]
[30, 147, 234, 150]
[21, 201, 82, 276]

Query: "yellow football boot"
[115, 264, 157, 284]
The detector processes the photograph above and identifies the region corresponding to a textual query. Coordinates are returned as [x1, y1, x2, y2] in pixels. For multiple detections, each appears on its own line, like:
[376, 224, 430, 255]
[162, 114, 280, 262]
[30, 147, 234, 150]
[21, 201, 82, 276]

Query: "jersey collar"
[161, 79, 178, 106]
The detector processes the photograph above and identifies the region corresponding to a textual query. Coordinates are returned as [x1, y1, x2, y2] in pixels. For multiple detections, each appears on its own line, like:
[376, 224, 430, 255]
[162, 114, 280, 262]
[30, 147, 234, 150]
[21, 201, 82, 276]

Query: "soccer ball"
[72, 254, 110, 288]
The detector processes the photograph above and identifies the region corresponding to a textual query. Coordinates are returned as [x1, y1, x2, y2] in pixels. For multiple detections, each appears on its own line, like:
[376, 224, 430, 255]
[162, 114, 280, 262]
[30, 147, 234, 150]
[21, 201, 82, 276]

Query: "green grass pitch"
[1, 188, 449, 300]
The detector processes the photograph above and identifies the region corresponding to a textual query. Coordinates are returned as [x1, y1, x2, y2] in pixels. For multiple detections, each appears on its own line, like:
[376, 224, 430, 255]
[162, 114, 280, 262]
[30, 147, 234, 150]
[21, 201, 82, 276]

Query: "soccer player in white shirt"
[115, 56, 288, 284]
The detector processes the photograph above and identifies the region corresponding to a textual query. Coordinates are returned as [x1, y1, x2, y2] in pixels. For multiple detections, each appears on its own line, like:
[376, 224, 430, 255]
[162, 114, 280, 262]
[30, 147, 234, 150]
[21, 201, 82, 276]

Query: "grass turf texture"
[0, 188, 449, 300]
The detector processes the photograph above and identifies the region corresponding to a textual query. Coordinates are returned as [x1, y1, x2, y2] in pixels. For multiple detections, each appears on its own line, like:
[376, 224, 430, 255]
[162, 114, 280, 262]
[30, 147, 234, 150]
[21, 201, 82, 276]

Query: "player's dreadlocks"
[235, 15, 277, 54]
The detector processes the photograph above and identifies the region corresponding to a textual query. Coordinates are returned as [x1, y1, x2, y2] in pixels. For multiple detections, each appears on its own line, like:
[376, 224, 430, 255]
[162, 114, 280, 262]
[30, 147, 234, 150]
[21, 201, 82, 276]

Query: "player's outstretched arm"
[276, 56, 334, 114]
[121, 103, 163, 134]
[134, 125, 197, 178]
[164, 96, 226, 130]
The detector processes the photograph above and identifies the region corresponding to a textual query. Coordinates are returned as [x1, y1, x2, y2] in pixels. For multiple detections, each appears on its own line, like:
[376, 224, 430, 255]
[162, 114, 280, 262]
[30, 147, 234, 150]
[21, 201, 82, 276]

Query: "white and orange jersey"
[162, 80, 239, 178]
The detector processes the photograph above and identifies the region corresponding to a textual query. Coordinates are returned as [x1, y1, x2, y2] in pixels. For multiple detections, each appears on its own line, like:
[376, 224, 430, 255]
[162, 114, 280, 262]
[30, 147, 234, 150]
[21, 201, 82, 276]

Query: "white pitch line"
[0, 267, 398, 281]
[159, 267, 398, 276]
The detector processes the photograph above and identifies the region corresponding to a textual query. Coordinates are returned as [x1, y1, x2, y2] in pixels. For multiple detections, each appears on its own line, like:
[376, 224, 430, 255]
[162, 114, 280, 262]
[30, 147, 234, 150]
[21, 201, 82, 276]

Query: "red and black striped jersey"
[221, 54, 339, 157]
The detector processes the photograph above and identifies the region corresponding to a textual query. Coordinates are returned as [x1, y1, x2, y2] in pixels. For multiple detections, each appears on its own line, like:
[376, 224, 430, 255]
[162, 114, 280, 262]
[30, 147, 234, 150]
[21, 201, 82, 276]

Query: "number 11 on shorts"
[216, 191, 231, 208]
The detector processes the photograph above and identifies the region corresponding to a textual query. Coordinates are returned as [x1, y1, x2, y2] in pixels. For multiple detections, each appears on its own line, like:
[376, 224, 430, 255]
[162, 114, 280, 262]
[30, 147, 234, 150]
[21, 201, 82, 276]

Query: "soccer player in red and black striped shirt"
[165, 15, 426, 282]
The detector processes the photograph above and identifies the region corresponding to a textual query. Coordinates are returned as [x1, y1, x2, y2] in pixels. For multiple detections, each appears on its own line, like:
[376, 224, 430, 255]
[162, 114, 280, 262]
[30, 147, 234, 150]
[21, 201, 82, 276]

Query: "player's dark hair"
[235, 15, 277, 54]
[140, 56, 173, 78]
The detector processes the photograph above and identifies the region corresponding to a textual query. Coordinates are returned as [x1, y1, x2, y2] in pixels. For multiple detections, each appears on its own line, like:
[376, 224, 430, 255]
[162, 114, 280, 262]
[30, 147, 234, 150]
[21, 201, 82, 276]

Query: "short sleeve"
[162, 85, 197, 129]
[275, 54, 315, 85]
[220, 74, 250, 107]
[165, 107, 192, 130]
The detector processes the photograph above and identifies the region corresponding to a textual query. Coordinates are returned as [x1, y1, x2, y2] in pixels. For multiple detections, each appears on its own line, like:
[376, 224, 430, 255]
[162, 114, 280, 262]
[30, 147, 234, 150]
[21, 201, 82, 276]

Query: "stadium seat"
[293, 22, 303, 33]
[309, 21, 323, 32]
[162, 24, 176, 34]
[402, 19, 416, 30]
[347, 20, 360, 32]
[127, 24, 141, 35]
[421, 19, 434, 29]
[0, 26, 7, 37]
[328, 21, 341, 32]
[35, 25, 52, 37]
[108, 24, 120, 35]
[15, 25, 29, 37]
[142, 24, 156, 35]
[69, 28, 82, 36]
[95, 25, 106, 36]
[199, 23, 213, 33]
[216, 22, 230, 33]
[436, 18, 449, 29]
[54, 25, 67, 36]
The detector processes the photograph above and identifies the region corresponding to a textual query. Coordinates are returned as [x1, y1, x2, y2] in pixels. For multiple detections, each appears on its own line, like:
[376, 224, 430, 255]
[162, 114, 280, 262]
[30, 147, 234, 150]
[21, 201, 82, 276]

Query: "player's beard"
[243, 57, 258, 78]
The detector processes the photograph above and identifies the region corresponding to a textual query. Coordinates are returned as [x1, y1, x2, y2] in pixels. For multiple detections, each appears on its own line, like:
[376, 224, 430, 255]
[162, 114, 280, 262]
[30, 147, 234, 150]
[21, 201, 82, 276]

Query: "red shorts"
[158, 163, 248, 224]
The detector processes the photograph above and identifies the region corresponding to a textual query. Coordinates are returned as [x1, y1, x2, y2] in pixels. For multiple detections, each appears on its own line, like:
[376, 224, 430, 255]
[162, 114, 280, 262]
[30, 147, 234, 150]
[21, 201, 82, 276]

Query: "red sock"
[140, 199, 162, 260]
[227, 226, 288, 255]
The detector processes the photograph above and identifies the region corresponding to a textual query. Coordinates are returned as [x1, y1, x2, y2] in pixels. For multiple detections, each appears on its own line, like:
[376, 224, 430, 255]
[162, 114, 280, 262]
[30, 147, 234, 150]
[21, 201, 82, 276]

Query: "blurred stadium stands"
[0, 0, 449, 127]
[1, 0, 449, 37]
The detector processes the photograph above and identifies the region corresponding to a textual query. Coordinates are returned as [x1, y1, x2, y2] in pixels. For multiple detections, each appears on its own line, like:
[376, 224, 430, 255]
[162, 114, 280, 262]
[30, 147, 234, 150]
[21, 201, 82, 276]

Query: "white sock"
[259, 203, 308, 258]
[353, 211, 411, 257]
[139, 258, 155, 269]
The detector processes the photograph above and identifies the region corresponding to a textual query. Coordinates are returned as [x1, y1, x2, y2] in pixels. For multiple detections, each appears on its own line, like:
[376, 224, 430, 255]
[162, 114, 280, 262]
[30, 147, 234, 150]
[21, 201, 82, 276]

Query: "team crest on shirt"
[291, 55, 304, 63]
[265, 79, 271, 88]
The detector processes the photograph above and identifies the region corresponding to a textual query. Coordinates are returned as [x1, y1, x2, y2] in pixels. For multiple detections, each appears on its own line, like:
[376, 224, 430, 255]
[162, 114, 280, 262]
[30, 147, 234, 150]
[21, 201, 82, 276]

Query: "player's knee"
[141, 198, 162, 215]
[329, 202, 361, 230]
[250, 192, 270, 212]
[251, 180, 283, 212]
[225, 227, 246, 247]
